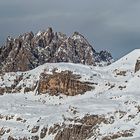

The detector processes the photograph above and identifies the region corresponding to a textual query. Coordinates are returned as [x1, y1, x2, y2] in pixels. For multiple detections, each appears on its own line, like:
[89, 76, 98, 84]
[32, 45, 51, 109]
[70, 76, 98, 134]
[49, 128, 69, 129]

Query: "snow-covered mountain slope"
[106, 49, 140, 71]
[0, 50, 140, 140]
[125, 70, 140, 92]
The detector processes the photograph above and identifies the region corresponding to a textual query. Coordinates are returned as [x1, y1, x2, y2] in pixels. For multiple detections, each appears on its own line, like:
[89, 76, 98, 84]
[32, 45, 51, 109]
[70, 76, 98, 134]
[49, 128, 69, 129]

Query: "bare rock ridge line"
[0, 27, 113, 73]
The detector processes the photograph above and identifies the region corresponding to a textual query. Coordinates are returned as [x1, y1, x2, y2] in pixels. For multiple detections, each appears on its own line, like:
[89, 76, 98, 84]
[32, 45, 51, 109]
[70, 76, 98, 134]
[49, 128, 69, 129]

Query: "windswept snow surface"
[106, 49, 140, 71]
[0, 50, 140, 139]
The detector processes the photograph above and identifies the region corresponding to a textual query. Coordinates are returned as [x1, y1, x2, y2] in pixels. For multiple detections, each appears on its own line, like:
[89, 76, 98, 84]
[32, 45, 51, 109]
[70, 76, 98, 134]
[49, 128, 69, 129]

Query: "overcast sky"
[0, 0, 140, 59]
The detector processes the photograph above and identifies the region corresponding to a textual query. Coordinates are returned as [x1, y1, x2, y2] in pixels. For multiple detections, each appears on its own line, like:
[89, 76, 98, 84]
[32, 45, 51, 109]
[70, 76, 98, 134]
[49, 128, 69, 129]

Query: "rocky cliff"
[135, 57, 140, 73]
[0, 27, 113, 73]
[37, 70, 93, 96]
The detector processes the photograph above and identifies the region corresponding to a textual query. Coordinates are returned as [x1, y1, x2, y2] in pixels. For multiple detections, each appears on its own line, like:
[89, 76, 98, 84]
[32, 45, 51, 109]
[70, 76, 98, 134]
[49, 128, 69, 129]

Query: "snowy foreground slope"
[0, 50, 140, 140]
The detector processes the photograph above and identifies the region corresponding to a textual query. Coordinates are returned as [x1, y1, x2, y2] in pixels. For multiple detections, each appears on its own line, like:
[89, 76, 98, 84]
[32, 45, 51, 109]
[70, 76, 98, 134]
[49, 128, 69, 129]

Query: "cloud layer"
[0, 0, 140, 59]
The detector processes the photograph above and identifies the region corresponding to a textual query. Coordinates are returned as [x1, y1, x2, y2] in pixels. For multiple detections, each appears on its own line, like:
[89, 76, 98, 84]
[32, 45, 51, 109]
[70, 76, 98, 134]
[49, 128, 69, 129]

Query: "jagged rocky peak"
[71, 31, 90, 45]
[19, 31, 34, 41]
[0, 27, 113, 73]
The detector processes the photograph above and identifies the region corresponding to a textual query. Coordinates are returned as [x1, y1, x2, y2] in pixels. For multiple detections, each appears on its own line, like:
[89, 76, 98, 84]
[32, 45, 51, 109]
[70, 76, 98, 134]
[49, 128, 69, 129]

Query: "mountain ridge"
[0, 27, 113, 73]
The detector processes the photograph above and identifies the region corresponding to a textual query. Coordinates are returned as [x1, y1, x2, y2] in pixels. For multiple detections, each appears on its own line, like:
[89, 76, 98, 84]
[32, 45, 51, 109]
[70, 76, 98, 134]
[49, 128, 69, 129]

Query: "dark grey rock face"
[0, 27, 113, 72]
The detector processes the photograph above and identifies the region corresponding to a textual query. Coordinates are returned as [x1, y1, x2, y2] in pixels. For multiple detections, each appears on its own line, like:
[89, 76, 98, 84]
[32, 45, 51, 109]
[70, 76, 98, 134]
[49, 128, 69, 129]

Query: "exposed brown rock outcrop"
[31, 126, 40, 133]
[0, 88, 4, 95]
[102, 129, 135, 140]
[40, 127, 48, 139]
[135, 57, 140, 73]
[53, 114, 109, 140]
[37, 70, 93, 96]
[54, 124, 92, 140]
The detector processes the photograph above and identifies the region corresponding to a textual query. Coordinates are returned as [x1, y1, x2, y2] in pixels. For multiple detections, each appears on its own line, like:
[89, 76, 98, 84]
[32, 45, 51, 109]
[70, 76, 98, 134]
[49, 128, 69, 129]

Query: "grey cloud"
[0, 0, 140, 59]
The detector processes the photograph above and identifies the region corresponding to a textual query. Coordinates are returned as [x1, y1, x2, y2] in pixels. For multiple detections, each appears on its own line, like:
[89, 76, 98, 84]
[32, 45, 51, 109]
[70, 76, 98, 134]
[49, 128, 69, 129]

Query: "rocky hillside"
[0, 27, 113, 73]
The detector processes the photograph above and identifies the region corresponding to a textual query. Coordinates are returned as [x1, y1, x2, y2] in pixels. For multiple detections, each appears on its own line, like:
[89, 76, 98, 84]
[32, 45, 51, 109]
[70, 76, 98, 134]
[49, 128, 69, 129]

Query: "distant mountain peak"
[0, 27, 113, 73]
